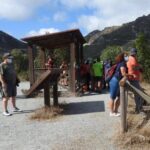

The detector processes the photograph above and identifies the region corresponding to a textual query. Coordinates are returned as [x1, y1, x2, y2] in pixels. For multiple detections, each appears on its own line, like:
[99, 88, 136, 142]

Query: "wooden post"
[53, 80, 58, 106]
[28, 44, 35, 86]
[40, 47, 46, 69]
[70, 42, 76, 93]
[80, 43, 83, 61]
[44, 78, 50, 107]
[120, 85, 127, 132]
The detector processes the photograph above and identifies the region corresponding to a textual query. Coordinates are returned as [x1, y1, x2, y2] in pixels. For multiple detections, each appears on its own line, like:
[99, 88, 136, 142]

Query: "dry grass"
[30, 106, 64, 121]
[114, 82, 150, 150]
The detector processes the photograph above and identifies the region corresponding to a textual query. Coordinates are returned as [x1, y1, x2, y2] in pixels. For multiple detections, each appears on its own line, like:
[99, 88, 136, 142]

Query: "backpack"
[105, 64, 117, 83]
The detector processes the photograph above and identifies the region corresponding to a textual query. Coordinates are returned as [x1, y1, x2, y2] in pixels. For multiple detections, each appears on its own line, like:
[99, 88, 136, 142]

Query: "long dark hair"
[115, 53, 125, 64]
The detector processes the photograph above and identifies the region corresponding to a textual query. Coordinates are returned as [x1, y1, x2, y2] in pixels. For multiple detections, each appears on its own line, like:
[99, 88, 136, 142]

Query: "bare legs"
[2, 96, 16, 112]
[2, 97, 8, 112]
[109, 97, 120, 116]
[10, 96, 16, 108]
[114, 97, 120, 113]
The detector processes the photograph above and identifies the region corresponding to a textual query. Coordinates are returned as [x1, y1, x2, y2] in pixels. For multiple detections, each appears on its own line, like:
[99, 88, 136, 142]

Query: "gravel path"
[0, 82, 120, 150]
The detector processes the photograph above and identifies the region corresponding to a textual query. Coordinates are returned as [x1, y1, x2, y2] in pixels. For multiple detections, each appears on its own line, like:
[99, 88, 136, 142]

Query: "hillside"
[84, 14, 150, 58]
[0, 31, 27, 54]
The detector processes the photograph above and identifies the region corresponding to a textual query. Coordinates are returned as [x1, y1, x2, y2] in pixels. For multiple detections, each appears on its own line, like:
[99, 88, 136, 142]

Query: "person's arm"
[0, 64, 6, 87]
[0, 74, 6, 87]
[120, 66, 126, 77]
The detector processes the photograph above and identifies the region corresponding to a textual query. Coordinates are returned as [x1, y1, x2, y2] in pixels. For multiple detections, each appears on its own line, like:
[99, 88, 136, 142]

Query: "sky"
[0, 0, 150, 40]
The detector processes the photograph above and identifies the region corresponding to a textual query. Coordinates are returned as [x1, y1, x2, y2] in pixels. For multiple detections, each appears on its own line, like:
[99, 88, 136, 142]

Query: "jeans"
[130, 80, 142, 112]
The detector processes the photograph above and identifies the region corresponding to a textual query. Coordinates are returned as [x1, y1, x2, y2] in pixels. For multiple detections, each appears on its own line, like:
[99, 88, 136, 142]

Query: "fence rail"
[120, 77, 150, 133]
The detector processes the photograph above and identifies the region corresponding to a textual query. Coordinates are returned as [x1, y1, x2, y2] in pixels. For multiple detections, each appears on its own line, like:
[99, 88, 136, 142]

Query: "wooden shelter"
[22, 29, 85, 106]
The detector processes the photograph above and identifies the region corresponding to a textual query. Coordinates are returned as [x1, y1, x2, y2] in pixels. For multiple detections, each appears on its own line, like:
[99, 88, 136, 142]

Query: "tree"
[11, 49, 28, 80]
[100, 46, 122, 64]
[135, 33, 150, 82]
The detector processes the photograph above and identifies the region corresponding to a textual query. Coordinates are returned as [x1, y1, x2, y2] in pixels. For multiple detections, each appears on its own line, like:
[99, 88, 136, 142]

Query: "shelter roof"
[21, 29, 86, 49]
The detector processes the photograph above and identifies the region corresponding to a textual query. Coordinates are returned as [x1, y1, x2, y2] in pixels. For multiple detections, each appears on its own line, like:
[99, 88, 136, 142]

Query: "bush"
[100, 45, 122, 63]
[135, 33, 150, 82]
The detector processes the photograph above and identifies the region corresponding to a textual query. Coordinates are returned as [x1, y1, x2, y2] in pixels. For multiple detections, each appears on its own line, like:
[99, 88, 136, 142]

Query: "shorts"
[109, 76, 119, 100]
[94, 76, 102, 82]
[0, 83, 16, 98]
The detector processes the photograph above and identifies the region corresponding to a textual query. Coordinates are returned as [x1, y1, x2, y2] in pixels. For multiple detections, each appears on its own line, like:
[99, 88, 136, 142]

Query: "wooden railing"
[120, 77, 150, 133]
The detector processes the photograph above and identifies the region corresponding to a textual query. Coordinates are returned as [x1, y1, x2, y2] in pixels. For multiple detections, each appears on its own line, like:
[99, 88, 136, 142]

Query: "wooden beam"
[80, 43, 83, 61]
[40, 47, 46, 69]
[44, 78, 50, 107]
[70, 42, 76, 93]
[28, 44, 35, 86]
[120, 85, 127, 132]
[53, 81, 58, 106]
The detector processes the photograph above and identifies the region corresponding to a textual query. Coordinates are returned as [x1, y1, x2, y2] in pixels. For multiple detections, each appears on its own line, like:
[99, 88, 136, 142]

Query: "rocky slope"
[84, 14, 150, 58]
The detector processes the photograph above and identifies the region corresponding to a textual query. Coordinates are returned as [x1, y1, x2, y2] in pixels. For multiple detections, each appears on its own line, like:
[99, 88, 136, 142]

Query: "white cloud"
[53, 11, 67, 22]
[59, 0, 88, 9]
[27, 28, 60, 36]
[0, 0, 50, 20]
[62, 0, 150, 32]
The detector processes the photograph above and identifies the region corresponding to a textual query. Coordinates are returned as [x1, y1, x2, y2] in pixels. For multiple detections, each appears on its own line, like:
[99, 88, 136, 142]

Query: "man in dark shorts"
[0, 53, 21, 116]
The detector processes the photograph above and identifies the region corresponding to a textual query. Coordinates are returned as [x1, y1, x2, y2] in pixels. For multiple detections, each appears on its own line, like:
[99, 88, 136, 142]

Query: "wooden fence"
[120, 77, 150, 133]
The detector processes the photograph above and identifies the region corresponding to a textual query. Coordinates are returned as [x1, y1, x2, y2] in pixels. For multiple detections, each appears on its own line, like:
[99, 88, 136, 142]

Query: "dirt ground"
[114, 82, 150, 150]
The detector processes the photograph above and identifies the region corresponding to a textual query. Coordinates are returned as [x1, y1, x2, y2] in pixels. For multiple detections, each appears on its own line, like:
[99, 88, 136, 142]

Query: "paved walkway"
[0, 82, 120, 150]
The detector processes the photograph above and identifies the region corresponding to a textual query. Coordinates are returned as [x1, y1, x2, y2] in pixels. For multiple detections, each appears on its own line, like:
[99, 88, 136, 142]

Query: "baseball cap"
[130, 48, 137, 55]
[3, 53, 13, 59]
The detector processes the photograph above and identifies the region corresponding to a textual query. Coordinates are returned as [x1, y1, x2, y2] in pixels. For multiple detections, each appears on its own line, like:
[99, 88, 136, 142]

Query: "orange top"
[127, 56, 141, 81]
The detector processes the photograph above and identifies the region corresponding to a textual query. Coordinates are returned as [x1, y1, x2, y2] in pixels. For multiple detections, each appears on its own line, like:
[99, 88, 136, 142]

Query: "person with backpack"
[109, 53, 127, 117]
[104, 59, 112, 89]
[0, 53, 21, 116]
[126, 48, 143, 113]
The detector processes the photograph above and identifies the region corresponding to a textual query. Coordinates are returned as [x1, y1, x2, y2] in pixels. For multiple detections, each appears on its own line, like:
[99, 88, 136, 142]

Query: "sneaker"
[12, 107, 22, 112]
[3, 111, 12, 116]
[114, 112, 120, 117]
[109, 112, 115, 117]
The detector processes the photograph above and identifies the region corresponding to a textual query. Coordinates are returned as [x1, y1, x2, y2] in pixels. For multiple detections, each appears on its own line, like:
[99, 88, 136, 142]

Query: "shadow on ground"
[62, 100, 105, 115]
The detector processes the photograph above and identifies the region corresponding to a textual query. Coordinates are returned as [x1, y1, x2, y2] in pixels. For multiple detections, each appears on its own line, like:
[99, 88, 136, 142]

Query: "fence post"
[120, 85, 127, 133]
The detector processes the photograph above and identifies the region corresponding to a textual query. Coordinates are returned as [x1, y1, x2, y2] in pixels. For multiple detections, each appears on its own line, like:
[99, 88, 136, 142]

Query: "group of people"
[108, 48, 143, 117]
[0, 48, 143, 117]
[0, 53, 21, 116]
[78, 57, 104, 93]
[77, 47, 143, 116]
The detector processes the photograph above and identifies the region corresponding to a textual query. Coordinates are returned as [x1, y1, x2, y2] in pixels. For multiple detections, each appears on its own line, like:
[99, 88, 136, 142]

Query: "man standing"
[127, 48, 143, 113]
[92, 58, 103, 93]
[0, 53, 21, 116]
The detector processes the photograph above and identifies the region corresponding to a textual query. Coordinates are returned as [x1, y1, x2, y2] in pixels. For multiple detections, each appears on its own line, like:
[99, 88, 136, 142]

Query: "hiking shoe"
[3, 111, 12, 116]
[12, 107, 22, 112]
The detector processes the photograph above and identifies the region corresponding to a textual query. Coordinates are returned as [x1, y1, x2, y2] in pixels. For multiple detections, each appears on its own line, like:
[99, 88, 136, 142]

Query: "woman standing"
[109, 53, 127, 117]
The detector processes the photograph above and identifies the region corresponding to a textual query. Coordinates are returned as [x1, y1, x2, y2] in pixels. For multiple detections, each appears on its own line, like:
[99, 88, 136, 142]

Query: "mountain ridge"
[84, 14, 150, 58]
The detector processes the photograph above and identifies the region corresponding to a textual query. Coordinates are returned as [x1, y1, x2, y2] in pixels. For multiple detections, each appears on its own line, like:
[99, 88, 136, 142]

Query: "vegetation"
[135, 33, 150, 82]
[100, 45, 122, 63]
[11, 49, 28, 80]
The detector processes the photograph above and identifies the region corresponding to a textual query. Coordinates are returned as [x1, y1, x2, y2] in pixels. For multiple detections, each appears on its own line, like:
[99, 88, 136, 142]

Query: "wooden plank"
[70, 42, 76, 93]
[25, 70, 51, 97]
[40, 47, 46, 69]
[44, 78, 50, 107]
[120, 86, 128, 133]
[126, 80, 150, 104]
[25, 68, 61, 97]
[28, 45, 35, 86]
[142, 106, 150, 111]
[53, 81, 58, 106]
